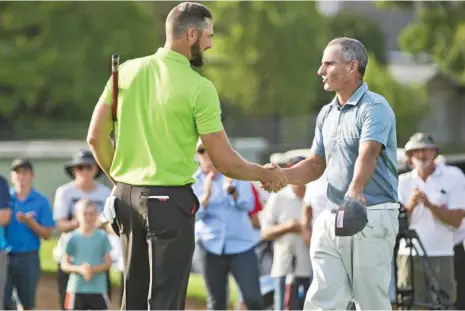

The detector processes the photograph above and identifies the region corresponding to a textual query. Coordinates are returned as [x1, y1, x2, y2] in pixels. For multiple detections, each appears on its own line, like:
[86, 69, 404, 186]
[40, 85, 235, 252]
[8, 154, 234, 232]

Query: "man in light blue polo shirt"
[263, 37, 399, 310]
[5, 158, 55, 310]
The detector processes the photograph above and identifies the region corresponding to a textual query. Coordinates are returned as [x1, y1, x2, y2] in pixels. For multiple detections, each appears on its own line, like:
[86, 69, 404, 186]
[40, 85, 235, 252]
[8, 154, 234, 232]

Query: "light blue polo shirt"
[311, 83, 398, 207]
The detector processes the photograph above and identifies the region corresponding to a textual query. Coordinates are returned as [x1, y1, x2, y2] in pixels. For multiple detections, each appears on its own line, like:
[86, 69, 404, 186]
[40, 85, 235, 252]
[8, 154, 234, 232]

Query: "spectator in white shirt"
[261, 156, 311, 310]
[397, 133, 465, 306]
[301, 171, 328, 247]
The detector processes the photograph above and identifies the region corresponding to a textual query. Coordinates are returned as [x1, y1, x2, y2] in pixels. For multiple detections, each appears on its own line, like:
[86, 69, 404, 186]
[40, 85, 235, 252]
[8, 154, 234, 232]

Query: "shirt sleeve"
[103, 233, 113, 254]
[193, 81, 224, 135]
[397, 175, 409, 206]
[64, 235, 75, 256]
[310, 108, 326, 157]
[261, 193, 279, 230]
[0, 176, 10, 209]
[448, 172, 465, 210]
[360, 103, 393, 147]
[53, 187, 70, 221]
[231, 180, 254, 212]
[40, 197, 56, 228]
[303, 183, 313, 207]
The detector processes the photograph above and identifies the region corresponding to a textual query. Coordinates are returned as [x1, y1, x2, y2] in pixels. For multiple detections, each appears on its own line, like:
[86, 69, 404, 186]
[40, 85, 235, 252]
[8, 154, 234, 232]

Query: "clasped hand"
[260, 163, 287, 193]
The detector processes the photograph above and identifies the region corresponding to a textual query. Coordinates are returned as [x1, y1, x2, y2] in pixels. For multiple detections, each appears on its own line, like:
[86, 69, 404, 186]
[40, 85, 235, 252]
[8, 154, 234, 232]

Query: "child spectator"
[61, 199, 112, 310]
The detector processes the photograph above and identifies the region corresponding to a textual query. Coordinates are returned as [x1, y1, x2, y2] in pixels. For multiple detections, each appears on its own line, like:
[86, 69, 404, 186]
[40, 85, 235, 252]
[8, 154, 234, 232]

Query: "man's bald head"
[166, 2, 213, 39]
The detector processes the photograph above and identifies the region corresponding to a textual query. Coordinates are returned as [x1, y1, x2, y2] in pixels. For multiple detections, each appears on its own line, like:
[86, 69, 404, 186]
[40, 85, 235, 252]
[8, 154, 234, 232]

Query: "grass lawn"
[40, 237, 238, 303]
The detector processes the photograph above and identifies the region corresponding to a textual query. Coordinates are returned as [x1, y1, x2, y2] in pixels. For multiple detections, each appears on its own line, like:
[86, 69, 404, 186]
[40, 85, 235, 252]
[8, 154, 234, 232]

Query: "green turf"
[39, 237, 238, 303]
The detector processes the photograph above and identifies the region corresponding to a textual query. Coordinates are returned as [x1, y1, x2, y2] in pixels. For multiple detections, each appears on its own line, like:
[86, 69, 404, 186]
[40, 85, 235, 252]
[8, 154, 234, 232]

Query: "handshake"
[259, 163, 288, 193]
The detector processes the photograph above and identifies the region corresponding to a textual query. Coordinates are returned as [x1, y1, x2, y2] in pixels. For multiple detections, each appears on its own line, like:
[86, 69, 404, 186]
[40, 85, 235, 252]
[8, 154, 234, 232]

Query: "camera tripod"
[393, 228, 455, 310]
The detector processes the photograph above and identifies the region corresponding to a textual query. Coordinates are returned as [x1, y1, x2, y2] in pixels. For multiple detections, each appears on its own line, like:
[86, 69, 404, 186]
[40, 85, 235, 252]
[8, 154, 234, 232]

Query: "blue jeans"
[4, 251, 40, 310]
[198, 242, 263, 310]
[274, 276, 311, 310]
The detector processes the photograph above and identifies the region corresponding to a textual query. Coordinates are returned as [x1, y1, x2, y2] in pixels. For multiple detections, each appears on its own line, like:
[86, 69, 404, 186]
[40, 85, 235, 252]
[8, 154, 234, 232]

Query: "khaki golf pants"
[304, 203, 399, 310]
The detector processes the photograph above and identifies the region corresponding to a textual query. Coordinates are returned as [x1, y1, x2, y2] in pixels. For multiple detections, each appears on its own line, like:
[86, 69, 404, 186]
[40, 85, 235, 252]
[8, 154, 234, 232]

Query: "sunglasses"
[75, 165, 93, 171]
[197, 148, 206, 154]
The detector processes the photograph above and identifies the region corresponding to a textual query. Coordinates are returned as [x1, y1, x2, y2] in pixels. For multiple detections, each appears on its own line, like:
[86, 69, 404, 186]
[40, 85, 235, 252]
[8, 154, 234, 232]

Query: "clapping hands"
[260, 163, 287, 193]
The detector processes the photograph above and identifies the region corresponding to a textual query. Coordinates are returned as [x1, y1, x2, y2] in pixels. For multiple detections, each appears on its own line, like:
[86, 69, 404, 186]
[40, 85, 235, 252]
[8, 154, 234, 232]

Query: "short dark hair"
[328, 37, 368, 77]
[166, 2, 212, 39]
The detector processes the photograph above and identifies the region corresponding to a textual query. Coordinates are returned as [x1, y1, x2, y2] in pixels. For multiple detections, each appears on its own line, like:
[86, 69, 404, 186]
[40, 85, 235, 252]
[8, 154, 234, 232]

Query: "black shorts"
[64, 292, 111, 310]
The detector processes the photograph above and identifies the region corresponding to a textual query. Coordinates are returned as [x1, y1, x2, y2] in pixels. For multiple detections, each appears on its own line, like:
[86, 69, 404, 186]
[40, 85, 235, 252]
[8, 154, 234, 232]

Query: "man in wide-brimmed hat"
[397, 133, 465, 308]
[52, 150, 116, 310]
[64, 150, 103, 180]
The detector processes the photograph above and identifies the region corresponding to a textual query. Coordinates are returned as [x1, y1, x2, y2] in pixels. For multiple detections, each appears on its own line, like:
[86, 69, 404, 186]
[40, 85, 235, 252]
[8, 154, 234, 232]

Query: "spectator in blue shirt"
[4, 158, 55, 310]
[192, 140, 263, 310]
[0, 175, 12, 309]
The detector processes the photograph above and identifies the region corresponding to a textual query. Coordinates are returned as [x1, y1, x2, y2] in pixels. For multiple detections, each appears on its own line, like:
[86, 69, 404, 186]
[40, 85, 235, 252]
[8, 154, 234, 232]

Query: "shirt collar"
[10, 188, 37, 203]
[330, 83, 368, 107]
[155, 47, 190, 67]
[412, 163, 444, 180]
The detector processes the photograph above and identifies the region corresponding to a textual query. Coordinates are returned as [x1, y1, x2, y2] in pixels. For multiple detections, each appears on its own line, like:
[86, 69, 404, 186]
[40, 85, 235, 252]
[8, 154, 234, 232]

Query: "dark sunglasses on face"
[76, 165, 93, 171]
[197, 148, 206, 154]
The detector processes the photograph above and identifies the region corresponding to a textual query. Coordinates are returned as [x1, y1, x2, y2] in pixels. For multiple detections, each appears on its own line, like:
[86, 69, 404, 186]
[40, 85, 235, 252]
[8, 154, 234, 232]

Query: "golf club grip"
[111, 53, 120, 122]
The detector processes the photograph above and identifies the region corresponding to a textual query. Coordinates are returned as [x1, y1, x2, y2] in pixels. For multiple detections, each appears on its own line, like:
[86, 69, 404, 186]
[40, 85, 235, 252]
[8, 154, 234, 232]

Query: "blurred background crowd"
[1, 0, 465, 310]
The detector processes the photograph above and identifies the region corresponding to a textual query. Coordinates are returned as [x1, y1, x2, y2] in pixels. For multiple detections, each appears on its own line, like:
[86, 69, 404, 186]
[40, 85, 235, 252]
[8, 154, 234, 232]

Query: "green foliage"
[203, 1, 331, 116]
[326, 12, 387, 64]
[364, 55, 427, 145]
[0, 2, 160, 129]
[0, 1, 427, 140]
[377, 1, 465, 85]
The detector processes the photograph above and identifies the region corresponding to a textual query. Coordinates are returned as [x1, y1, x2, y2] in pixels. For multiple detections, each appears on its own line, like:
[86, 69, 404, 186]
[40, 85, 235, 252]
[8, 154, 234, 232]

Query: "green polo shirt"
[98, 48, 223, 186]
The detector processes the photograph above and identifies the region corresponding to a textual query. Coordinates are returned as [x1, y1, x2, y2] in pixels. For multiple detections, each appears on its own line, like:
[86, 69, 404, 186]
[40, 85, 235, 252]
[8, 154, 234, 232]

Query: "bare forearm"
[57, 220, 79, 233]
[0, 210, 11, 226]
[427, 203, 464, 228]
[61, 262, 82, 274]
[88, 138, 115, 185]
[262, 224, 290, 241]
[92, 262, 111, 273]
[283, 157, 325, 185]
[27, 220, 52, 239]
[217, 152, 265, 181]
[348, 152, 377, 194]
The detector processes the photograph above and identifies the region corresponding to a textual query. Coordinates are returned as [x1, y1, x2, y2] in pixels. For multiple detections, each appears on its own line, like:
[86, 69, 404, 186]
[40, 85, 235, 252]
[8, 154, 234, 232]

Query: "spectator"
[249, 183, 264, 229]
[52, 150, 113, 310]
[301, 170, 328, 247]
[261, 156, 311, 310]
[4, 158, 55, 310]
[397, 133, 465, 306]
[0, 175, 12, 309]
[192, 140, 263, 310]
[61, 199, 112, 310]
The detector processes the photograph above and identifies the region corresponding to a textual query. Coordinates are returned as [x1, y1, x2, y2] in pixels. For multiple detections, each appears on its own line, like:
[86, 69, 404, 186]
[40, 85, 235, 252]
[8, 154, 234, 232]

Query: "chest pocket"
[427, 189, 449, 208]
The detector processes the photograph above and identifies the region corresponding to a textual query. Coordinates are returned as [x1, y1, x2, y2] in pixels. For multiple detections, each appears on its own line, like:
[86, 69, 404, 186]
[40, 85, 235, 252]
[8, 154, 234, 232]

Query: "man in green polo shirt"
[87, 2, 286, 310]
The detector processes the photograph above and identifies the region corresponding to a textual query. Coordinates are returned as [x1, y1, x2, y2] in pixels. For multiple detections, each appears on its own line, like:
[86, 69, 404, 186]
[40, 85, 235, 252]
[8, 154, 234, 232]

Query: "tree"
[377, 1, 465, 85]
[0, 2, 159, 131]
[364, 54, 427, 145]
[326, 12, 387, 64]
[203, 1, 331, 117]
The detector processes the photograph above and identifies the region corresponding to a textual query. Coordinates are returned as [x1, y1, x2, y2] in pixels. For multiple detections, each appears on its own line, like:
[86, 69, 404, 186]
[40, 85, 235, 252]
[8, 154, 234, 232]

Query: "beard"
[189, 39, 204, 68]
[411, 157, 433, 171]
